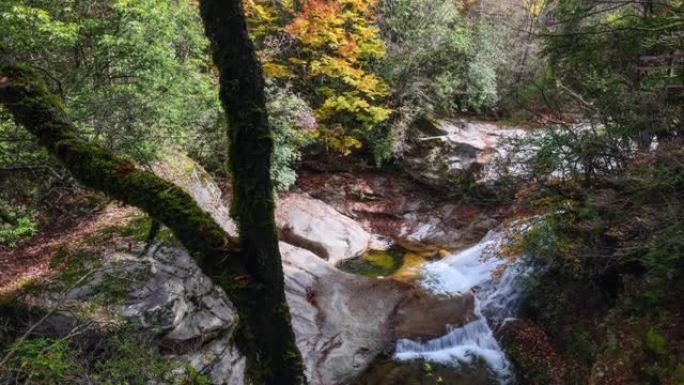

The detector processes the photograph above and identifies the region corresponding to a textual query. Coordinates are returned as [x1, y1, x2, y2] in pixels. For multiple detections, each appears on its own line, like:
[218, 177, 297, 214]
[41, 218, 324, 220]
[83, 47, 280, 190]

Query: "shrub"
[0, 216, 37, 248]
[265, 82, 315, 191]
[5, 338, 80, 384]
[1, 325, 213, 385]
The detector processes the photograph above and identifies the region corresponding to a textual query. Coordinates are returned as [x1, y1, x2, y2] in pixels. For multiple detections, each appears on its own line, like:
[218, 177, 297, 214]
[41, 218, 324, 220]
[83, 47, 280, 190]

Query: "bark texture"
[198, 1, 307, 384]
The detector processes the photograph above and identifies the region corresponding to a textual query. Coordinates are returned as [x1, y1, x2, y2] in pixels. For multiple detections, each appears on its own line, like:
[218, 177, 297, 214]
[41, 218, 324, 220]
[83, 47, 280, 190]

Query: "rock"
[403, 117, 529, 189]
[152, 152, 238, 238]
[297, 171, 501, 251]
[393, 291, 476, 341]
[54, 207, 470, 385]
[397, 206, 499, 251]
[281, 242, 408, 385]
[297, 171, 431, 219]
[135, 155, 475, 384]
[151, 154, 405, 383]
[60, 244, 245, 385]
[63, 239, 473, 385]
[119, 247, 236, 339]
[276, 194, 371, 264]
[282, 243, 476, 383]
[184, 339, 245, 385]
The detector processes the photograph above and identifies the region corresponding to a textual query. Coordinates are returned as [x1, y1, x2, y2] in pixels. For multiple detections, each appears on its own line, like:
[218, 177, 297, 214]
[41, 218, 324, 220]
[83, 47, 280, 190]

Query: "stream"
[393, 230, 530, 384]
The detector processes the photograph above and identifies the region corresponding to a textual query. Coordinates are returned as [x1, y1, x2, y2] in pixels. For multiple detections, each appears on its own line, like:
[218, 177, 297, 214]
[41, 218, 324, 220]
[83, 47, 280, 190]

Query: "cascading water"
[394, 230, 530, 384]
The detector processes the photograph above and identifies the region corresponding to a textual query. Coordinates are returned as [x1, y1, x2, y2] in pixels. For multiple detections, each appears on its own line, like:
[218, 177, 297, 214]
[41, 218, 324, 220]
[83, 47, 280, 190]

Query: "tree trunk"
[198, 1, 307, 384]
[1, 38, 305, 385]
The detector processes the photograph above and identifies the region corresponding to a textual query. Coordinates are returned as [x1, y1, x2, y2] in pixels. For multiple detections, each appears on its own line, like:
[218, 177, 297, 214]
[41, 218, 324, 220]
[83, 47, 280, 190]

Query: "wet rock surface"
[282, 242, 409, 384]
[153, 156, 479, 384]
[393, 291, 476, 341]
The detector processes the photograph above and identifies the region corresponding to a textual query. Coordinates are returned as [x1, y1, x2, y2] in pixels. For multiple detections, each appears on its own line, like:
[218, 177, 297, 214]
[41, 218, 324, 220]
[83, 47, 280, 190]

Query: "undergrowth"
[0, 215, 37, 248]
[505, 144, 684, 385]
[0, 322, 212, 385]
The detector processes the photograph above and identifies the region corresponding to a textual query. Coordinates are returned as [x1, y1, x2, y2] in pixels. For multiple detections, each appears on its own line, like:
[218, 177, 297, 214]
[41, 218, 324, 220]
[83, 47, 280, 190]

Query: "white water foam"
[394, 230, 529, 384]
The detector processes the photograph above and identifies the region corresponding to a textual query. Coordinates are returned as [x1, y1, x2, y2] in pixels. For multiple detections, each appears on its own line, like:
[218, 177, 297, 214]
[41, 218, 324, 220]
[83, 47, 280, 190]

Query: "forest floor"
[0, 203, 137, 297]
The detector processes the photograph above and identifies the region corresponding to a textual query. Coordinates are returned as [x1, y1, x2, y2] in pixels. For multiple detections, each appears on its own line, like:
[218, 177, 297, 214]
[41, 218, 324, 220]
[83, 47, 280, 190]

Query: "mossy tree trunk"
[198, 1, 306, 384]
[0, 29, 305, 385]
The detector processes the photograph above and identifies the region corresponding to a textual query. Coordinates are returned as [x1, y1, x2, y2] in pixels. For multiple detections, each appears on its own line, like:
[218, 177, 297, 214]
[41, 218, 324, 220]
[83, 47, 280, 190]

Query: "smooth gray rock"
[62, 241, 436, 385]
[156, 153, 372, 264]
[277, 194, 371, 264]
[281, 242, 409, 384]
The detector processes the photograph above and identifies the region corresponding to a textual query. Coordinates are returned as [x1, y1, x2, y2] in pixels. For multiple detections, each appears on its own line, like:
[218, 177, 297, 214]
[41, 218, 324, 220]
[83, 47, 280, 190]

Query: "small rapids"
[394, 230, 530, 384]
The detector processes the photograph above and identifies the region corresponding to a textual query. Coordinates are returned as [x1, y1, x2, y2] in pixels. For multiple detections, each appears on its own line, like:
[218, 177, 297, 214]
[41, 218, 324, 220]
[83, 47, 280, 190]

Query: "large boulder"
[152, 153, 237, 238]
[392, 291, 476, 341]
[277, 194, 371, 265]
[126, 247, 245, 385]
[51, 244, 246, 385]
[282, 242, 407, 384]
[404, 118, 528, 189]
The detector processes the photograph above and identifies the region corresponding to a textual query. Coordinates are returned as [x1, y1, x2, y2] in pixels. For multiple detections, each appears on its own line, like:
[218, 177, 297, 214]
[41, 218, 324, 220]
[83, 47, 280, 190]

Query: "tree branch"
[0, 51, 245, 288]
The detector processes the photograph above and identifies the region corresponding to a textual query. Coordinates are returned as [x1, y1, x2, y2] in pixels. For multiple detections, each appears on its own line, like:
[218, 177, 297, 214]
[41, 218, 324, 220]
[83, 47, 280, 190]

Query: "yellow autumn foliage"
[243, 0, 391, 154]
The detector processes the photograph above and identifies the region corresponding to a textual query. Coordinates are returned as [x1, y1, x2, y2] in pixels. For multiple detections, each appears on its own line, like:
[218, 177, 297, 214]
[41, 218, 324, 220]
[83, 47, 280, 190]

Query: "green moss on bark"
[198, 1, 307, 383]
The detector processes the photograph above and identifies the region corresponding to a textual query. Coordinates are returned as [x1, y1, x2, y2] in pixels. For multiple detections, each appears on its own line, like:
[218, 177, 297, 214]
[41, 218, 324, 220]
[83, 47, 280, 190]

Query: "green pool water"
[337, 248, 406, 277]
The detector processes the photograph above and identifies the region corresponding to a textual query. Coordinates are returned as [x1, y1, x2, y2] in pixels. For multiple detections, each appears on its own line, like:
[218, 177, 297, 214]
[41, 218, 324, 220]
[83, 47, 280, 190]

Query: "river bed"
[348, 230, 530, 385]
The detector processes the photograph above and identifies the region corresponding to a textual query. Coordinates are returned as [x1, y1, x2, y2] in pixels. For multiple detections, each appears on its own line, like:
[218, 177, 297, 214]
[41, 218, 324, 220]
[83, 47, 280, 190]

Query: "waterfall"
[394, 230, 529, 384]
